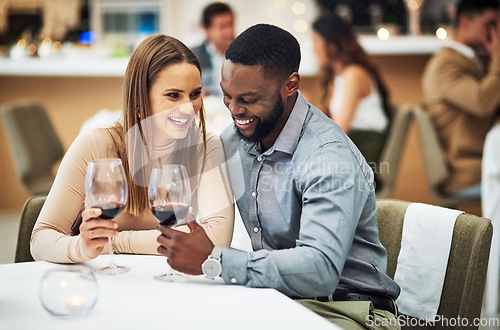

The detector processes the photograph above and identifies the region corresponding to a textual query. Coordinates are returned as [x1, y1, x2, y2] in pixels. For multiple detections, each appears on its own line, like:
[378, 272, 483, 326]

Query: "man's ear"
[283, 72, 300, 97]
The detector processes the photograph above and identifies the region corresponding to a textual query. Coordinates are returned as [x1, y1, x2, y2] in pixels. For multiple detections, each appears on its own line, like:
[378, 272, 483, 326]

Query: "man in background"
[422, 0, 500, 197]
[191, 2, 235, 96]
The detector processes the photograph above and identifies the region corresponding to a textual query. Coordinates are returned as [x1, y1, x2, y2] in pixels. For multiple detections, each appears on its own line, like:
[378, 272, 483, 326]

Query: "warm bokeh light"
[39, 38, 53, 57]
[52, 41, 63, 52]
[294, 19, 308, 33]
[17, 39, 26, 47]
[436, 27, 447, 40]
[377, 27, 390, 40]
[292, 2, 306, 15]
[42, 37, 52, 46]
[27, 44, 37, 56]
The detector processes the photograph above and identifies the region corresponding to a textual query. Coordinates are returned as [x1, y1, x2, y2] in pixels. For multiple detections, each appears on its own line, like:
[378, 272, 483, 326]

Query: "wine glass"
[149, 164, 191, 281]
[85, 158, 129, 275]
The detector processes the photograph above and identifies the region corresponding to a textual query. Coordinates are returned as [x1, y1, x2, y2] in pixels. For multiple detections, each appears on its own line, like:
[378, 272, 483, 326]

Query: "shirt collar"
[444, 39, 476, 60]
[206, 42, 224, 59]
[273, 91, 308, 154]
[245, 91, 308, 156]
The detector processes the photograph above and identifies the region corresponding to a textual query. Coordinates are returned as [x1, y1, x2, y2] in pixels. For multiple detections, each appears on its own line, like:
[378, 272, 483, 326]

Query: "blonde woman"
[30, 35, 234, 263]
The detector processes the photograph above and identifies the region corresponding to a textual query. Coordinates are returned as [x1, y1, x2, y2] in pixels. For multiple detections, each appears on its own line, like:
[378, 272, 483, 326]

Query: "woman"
[30, 35, 234, 263]
[312, 14, 392, 167]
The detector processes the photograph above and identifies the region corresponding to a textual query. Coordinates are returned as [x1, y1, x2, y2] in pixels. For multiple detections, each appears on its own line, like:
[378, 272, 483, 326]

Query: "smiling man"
[220, 59, 292, 150]
[157, 24, 400, 329]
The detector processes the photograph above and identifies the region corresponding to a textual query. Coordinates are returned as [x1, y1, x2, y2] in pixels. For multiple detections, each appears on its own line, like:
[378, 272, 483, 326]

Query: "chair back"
[376, 106, 414, 198]
[413, 107, 480, 207]
[1, 101, 64, 195]
[413, 107, 448, 190]
[15, 195, 46, 263]
[377, 199, 492, 329]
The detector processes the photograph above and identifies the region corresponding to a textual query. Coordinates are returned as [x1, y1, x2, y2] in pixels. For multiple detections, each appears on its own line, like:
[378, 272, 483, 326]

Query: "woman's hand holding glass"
[85, 158, 129, 275]
[79, 208, 119, 259]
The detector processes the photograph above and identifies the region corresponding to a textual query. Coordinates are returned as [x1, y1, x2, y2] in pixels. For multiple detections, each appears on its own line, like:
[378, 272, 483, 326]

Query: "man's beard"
[234, 95, 285, 143]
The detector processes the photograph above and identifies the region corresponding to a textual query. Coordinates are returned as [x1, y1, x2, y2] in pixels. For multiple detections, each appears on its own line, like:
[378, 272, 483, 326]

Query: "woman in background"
[312, 13, 392, 169]
[30, 35, 234, 263]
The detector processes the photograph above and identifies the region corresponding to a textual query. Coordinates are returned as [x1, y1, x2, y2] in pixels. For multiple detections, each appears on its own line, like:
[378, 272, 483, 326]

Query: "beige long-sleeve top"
[30, 128, 234, 263]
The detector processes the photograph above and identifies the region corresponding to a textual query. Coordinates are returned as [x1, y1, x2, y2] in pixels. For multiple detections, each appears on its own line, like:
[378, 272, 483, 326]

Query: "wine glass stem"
[107, 237, 117, 268]
[166, 264, 175, 281]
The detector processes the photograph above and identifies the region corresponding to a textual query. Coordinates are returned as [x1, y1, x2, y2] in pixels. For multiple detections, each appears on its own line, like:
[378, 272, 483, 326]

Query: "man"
[191, 2, 235, 96]
[422, 0, 500, 196]
[157, 24, 400, 329]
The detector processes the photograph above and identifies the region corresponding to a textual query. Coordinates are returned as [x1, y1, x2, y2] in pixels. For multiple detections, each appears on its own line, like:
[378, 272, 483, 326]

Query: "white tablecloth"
[0, 255, 338, 330]
[482, 123, 500, 315]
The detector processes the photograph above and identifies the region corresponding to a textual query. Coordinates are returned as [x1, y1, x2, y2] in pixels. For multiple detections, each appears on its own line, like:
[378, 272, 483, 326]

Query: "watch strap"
[210, 246, 223, 259]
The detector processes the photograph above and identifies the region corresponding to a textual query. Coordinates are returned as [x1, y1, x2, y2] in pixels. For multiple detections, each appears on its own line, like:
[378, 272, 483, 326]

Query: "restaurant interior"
[0, 0, 499, 328]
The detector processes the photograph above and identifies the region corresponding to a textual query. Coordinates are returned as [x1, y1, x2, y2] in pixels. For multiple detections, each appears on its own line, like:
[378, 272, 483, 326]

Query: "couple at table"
[30, 25, 400, 329]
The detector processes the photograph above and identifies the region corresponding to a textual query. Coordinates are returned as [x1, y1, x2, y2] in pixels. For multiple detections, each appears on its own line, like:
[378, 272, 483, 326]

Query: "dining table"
[0, 254, 339, 329]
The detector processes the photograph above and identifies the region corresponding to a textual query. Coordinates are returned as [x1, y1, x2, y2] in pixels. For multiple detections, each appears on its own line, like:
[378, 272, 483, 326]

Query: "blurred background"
[0, 0, 479, 261]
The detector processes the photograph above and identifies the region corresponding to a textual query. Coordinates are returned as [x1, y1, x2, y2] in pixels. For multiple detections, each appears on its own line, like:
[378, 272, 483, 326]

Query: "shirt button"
[230, 278, 237, 284]
[257, 156, 263, 162]
[251, 192, 256, 197]
[253, 227, 259, 233]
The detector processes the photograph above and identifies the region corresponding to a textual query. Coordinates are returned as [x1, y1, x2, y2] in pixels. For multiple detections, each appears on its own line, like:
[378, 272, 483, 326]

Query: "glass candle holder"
[39, 265, 99, 318]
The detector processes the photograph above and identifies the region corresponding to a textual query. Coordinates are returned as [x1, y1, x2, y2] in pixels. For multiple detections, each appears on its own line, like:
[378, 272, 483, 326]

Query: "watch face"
[202, 259, 221, 278]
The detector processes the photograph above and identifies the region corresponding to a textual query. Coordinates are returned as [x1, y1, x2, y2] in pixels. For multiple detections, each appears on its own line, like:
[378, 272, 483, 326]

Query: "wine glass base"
[95, 265, 130, 275]
[154, 272, 189, 282]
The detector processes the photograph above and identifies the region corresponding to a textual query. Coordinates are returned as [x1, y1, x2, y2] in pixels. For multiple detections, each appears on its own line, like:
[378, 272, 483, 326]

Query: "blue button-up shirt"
[220, 92, 400, 299]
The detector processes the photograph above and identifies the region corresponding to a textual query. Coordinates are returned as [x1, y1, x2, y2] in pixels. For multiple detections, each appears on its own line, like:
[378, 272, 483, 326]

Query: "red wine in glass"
[151, 203, 189, 227]
[94, 202, 126, 220]
[149, 164, 191, 281]
[85, 158, 129, 275]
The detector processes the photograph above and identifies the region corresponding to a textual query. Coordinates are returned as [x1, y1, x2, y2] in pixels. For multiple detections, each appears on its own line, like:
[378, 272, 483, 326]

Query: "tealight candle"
[66, 295, 86, 312]
[40, 265, 98, 318]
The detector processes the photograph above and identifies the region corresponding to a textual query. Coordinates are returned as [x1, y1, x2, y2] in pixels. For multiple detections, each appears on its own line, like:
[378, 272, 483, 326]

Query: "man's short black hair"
[201, 2, 233, 28]
[225, 24, 301, 80]
[456, 0, 499, 24]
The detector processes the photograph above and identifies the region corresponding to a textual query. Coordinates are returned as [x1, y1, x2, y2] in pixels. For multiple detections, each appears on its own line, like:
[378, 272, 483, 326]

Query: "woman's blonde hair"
[111, 34, 207, 215]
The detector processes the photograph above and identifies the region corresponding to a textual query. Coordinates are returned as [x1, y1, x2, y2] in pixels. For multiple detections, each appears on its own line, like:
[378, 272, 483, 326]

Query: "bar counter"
[0, 35, 446, 77]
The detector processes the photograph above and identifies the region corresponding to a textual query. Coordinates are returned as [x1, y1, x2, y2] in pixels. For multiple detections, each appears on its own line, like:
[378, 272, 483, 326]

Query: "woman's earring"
[136, 106, 141, 119]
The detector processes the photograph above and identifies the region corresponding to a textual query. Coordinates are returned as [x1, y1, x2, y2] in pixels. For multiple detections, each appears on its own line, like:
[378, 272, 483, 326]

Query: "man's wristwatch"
[202, 247, 223, 279]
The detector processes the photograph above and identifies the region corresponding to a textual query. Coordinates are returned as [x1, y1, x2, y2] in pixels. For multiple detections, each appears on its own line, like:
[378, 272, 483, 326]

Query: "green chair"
[15, 195, 46, 263]
[1, 100, 64, 195]
[377, 199, 492, 330]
